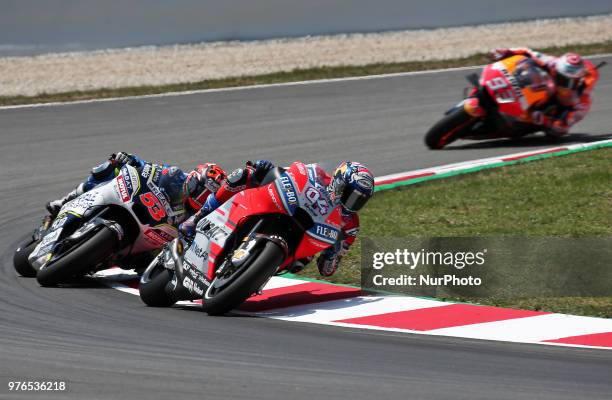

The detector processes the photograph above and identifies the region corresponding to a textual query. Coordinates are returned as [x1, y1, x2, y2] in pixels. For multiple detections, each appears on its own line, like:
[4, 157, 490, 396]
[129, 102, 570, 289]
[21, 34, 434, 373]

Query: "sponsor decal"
[127, 169, 139, 192]
[316, 224, 339, 241]
[141, 164, 152, 178]
[192, 242, 209, 259]
[280, 175, 298, 205]
[274, 173, 299, 213]
[182, 276, 204, 296]
[152, 167, 161, 185]
[116, 175, 131, 202]
[199, 223, 229, 242]
[307, 165, 317, 185]
[308, 223, 341, 245]
[307, 237, 330, 250]
[68, 192, 98, 211]
[143, 228, 174, 246]
[268, 186, 283, 211]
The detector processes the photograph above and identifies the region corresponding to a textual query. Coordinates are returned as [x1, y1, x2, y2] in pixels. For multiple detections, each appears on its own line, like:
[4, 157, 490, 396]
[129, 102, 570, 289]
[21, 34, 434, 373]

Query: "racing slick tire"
[202, 241, 285, 316]
[13, 238, 40, 277]
[425, 108, 476, 149]
[36, 226, 118, 287]
[139, 261, 175, 307]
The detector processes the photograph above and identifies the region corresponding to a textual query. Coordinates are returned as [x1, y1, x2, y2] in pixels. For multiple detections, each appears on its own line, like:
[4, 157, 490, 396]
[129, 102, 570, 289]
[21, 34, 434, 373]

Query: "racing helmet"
[158, 166, 187, 208]
[183, 163, 226, 211]
[329, 161, 375, 212]
[554, 53, 587, 91]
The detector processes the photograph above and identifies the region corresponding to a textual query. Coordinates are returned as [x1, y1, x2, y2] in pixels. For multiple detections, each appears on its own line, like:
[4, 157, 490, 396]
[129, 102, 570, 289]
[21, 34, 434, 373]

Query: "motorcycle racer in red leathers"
[487, 48, 599, 137]
[179, 160, 374, 277]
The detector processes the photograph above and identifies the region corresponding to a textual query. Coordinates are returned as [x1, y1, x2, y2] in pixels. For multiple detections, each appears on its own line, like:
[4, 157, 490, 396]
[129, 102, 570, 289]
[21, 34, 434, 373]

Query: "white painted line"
[98, 273, 612, 350]
[2, 53, 610, 111]
[428, 313, 612, 343]
[0, 65, 482, 111]
[257, 295, 448, 322]
[375, 138, 612, 185]
[260, 276, 310, 290]
[93, 268, 138, 280]
[105, 281, 139, 296]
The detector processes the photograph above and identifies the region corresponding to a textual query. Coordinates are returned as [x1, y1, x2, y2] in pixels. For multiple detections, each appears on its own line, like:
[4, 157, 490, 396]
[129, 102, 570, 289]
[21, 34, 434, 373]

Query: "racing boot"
[45, 183, 85, 217]
[287, 257, 314, 274]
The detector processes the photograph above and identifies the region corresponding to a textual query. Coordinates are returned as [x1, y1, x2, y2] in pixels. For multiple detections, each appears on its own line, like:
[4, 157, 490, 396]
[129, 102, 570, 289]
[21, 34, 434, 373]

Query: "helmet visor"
[341, 189, 369, 212]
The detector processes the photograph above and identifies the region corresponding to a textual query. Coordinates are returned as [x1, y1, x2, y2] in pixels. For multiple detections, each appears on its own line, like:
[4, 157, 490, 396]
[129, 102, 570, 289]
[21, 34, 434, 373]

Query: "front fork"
[163, 238, 207, 301]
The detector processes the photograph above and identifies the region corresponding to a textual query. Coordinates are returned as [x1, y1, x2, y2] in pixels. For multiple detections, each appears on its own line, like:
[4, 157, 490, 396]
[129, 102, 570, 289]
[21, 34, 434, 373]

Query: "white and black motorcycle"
[25, 162, 183, 286]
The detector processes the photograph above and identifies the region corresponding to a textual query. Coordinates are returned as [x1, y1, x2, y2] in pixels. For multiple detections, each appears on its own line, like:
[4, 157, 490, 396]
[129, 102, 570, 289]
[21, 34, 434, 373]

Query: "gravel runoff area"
[1, 14, 612, 97]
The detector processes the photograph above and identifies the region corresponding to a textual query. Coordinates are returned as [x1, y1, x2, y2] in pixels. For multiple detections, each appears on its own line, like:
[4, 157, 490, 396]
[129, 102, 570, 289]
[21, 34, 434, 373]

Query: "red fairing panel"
[480, 65, 523, 118]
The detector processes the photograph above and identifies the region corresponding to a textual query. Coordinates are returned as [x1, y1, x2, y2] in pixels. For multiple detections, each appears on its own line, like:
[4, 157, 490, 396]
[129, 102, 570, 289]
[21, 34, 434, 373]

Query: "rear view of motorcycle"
[425, 55, 555, 149]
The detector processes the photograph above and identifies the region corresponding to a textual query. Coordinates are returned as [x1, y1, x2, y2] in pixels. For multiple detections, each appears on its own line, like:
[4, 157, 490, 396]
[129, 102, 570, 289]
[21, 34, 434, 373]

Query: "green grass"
[301, 148, 612, 318]
[2, 41, 611, 106]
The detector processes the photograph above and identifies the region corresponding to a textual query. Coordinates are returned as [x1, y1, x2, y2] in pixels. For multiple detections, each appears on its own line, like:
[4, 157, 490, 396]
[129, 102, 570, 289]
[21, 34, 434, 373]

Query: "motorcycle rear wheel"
[36, 226, 118, 287]
[425, 108, 476, 149]
[13, 238, 40, 277]
[202, 241, 285, 316]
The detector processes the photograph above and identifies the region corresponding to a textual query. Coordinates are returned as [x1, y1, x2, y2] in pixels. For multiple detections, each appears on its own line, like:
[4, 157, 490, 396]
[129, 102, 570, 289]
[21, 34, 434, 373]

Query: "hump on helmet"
[330, 161, 375, 212]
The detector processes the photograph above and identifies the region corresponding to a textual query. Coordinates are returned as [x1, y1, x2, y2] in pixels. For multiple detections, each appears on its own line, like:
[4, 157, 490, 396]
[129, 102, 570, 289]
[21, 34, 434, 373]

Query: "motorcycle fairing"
[183, 162, 343, 282]
[29, 164, 178, 269]
[479, 55, 553, 121]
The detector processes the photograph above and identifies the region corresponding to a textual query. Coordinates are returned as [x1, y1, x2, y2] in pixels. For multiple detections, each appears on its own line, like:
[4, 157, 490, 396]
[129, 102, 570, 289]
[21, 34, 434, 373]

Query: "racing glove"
[178, 217, 196, 239]
[113, 152, 133, 165]
[487, 48, 509, 62]
[250, 159, 274, 181]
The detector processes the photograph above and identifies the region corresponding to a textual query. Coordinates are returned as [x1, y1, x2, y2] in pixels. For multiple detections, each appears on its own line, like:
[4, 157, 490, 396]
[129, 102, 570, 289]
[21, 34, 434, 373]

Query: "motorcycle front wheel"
[424, 108, 476, 149]
[36, 226, 118, 287]
[13, 238, 40, 277]
[202, 240, 285, 316]
[139, 256, 175, 307]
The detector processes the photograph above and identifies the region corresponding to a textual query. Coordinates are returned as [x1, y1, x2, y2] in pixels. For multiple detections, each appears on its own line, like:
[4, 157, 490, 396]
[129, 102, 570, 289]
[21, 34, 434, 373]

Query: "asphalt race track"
[1, 57, 612, 399]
